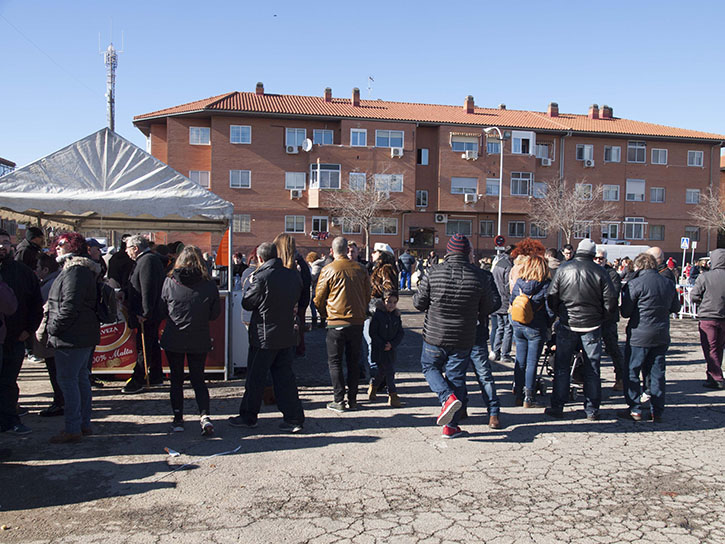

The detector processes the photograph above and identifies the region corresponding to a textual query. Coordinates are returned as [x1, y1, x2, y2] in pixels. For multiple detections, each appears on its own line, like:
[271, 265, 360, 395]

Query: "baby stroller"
[535, 332, 585, 401]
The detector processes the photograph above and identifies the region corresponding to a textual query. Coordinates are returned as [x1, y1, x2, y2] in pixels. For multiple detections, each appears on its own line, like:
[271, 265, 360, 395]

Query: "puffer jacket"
[492, 254, 513, 314]
[46, 255, 100, 349]
[413, 254, 501, 349]
[370, 307, 404, 367]
[243, 258, 302, 349]
[691, 249, 725, 320]
[547, 253, 617, 330]
[621, 268, 680, 347]
[314, 256, 371, 326]
[398, 252, 416, 273]
[510, 278, 553, 331]
[160, 268, 221, 353]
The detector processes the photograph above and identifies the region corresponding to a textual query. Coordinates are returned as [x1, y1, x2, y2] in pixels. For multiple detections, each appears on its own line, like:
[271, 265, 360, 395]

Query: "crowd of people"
[1, 225, 724, 443]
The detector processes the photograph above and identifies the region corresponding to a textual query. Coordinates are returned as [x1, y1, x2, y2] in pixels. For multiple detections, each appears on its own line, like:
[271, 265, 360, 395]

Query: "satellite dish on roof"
[302, 138, 313, 152]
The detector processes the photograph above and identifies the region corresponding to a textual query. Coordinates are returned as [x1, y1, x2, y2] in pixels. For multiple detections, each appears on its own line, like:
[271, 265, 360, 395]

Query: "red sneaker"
[436, 393, 462, 426]
[441, 425, 466, 439]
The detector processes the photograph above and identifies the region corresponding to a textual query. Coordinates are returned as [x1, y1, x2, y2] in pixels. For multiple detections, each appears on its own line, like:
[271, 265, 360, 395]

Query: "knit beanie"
[446, 234, 471, 255]
[576, 238, 596, 256]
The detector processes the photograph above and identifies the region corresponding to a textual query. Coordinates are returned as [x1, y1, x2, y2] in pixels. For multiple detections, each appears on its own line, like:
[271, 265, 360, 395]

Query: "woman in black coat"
[160, 245, 221, 435]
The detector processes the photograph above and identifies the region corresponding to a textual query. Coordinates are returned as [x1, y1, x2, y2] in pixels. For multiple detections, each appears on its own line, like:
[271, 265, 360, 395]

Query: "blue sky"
[1, 0, 724, 168]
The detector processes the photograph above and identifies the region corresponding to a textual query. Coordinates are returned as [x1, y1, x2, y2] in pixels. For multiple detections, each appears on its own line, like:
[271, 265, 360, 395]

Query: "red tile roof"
[134, 91, 725, 141]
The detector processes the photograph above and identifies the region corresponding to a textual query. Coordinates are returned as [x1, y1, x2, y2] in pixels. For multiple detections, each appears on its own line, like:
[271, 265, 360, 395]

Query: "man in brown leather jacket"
[314, 236, 371, 412]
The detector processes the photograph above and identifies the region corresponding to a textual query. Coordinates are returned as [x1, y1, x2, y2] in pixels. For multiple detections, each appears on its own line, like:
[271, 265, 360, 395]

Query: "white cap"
[373, 242, 394, 255]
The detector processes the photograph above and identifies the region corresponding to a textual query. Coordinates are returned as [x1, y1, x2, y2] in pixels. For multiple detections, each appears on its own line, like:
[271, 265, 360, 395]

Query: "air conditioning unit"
[584, 159, 595, 168]
[541, 158, 552, 166]
[390, 147, 404, 158]
[464, 193, 477, 203]
[290, 189, 302, 199]
[463, 150, 479, 160]
[377, 191, 390, 200]
[434, 213, 448, 224]
[286, 145, 299, 154]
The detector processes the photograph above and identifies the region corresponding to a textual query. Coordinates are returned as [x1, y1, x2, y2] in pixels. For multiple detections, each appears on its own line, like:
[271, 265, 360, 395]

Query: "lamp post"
[483, 127, 504, 248]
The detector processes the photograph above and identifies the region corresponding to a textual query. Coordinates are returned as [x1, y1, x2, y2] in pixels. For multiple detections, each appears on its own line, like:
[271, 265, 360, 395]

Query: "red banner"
[92, 320, 138, 374]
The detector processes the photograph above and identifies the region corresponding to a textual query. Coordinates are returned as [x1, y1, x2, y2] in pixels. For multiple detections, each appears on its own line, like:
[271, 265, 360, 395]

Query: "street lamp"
[483, 127, 504, 249]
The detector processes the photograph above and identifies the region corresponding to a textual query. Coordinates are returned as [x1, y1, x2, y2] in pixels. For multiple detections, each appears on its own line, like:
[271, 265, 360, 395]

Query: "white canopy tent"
[0, 127, 238, 376]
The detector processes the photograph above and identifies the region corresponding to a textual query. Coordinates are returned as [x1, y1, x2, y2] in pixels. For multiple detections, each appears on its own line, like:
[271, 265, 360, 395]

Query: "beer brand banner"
[92, 320, 138, 374]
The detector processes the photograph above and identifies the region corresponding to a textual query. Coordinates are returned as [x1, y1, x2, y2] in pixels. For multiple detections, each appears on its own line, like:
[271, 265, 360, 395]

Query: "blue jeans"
[469, 322, 500, 416]
[420, 341, 470, 427]
[493, 313, 513, 359]
[399, 269, 412, 290]
[551, 324, 602, 416]
[625, 345, 667, 417]
[512, 322, 544, 393]
[55, 346, 94, 434]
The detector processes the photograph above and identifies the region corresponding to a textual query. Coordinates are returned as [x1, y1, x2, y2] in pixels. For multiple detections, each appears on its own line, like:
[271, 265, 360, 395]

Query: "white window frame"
[573, 221, 592, 239]
[450, 135, 478, 153]
[229, 169, 251, 189]
[230, 125, 251, 144]
[416, 190, 428, 207]
[649, 224, 665, 241]
[374, 174, 403, 192]
[446, 219, 472, 237]
[311, 216, 329, 232]
[349, 172, 366, 191]
[576, 144, 594, 161]
[417, 148, 429, 165]
[650, 187, 665, 203]
[284, 215, 305, 233]
[342, 218, 362, 235]
[575, 183, 592, 200]
[313, 129, 334, 146]
[350, 129, 367, 147]
[375, 130, 404, 148]
[684, 226, 700, 242]
[310, 164, 341, 189]
[686, 189, 700, 204]
[189, 170, 210, 188]
[535, 144, 550, 160]
[508, 221, 526, 238]
[285, 172, 306, 190]
[451, 177, 477, 194]
[602, 222, 619, 241]
[486, 178, 500, 196]
[480, 220, 494, 237]
[603, 184, 620, 201]
[370, 217, 398, 235]
[688, 150, 704, 167]
[510, 172, 533, 196]
[651, 148, 668, 165]
[511, 131, 535, 155]
[232, 214, 251, 233]
[626, 179, 646, 202]
[627, 140, 647, 163]
[486, 140, 501, 155]
[189, 127, 210, 145]
[624, 217, 646, 240]
[285, 128, 306, 147]
[604, 145, 621, 163]
[530, 223, 547, 238]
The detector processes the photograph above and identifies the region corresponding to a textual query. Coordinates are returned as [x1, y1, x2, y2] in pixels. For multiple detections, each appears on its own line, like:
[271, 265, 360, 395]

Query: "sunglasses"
[57, 240, 68, 247]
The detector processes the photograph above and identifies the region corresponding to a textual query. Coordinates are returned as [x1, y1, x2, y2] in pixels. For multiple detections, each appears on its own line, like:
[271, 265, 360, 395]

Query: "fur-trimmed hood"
[59, 254, 102, 278]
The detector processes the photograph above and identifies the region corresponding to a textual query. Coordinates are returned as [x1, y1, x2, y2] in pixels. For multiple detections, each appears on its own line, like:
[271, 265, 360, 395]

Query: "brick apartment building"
[133, 84, 724, 258]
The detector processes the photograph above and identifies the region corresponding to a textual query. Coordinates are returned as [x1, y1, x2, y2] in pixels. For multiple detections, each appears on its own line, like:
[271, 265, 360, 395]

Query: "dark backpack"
[97, 281, 118, 324]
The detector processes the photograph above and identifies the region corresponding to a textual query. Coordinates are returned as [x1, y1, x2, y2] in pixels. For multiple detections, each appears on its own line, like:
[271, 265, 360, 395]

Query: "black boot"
[523, 388, 539, 408]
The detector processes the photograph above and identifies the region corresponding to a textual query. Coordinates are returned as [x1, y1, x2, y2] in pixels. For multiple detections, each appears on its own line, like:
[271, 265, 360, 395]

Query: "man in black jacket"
[546, 239, 616, 420]
[0, 229, 43, 434]
[107, 234, 134, 291]
[14, 226, 44, 272]
[618, 253, 680, 422]
[594, 248, 625, 391]
[229, 242, 305, 432]
[123, 235, 165, 394]
[414, 234, 500, 438]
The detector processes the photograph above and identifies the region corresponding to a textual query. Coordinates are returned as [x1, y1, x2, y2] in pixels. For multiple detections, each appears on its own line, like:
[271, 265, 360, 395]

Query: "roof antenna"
[368, 76, 374, 98]
[99, 24, 124, 132]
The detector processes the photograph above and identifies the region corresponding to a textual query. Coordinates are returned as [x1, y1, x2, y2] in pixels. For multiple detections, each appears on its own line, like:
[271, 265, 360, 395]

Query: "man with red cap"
[413, 234, 500, 438]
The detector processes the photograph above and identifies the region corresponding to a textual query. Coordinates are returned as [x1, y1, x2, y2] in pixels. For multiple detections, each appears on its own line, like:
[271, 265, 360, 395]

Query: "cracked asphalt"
[1, 293, 724, 543]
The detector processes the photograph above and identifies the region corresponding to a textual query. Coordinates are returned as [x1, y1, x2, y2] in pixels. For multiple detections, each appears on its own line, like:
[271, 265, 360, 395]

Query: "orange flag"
[215, 229, 229, 266]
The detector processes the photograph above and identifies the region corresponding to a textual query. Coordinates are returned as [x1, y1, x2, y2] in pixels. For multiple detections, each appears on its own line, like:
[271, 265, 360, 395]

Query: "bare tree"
[325, 173, 404, 259]
[689, 187, 725, 234]
[527, 177, 617, 245]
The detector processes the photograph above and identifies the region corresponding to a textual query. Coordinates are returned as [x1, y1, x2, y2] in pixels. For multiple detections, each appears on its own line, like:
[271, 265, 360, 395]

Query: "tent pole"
[225, 225, 233, 380]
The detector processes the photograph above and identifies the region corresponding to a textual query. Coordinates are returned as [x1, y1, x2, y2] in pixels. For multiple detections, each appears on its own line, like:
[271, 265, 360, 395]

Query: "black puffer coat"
[47, 255, 100, 349]
[160, 268, 221, 354]
[547, 253, 617, 329]
[243, 258, 302, 350]
[621, 268, 680, 347]
[413, 254, 500, 349]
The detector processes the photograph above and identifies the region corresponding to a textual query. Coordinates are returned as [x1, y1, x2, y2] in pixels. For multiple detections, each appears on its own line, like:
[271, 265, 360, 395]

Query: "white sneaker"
[488, 351, 498, 361]
[640, 392, 650, 404]
[200, 415, 214, 436]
